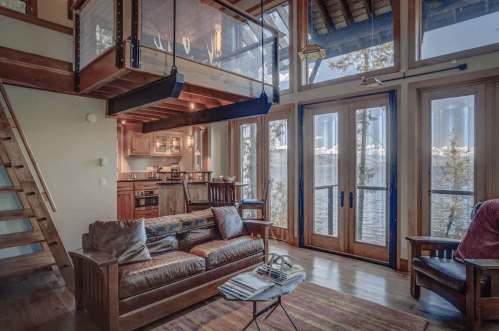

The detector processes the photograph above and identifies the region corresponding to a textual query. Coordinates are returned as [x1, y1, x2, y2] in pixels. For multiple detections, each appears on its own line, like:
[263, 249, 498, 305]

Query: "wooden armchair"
[407, 236, 499, 330]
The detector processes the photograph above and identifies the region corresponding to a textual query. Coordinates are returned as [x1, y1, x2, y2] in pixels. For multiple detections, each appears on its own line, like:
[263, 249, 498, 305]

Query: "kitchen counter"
[159, 171, 213, 174]
[118, 178, 162, 182]
[157, 181, 209, 186]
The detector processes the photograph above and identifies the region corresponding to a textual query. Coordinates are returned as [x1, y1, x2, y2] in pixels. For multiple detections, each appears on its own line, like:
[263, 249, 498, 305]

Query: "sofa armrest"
[243, 220, 273, 227]
[243, 220, 272, 261]
[69, 248, 118, 267]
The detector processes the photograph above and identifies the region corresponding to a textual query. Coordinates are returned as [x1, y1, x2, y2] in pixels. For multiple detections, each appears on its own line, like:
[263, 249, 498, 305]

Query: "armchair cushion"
[412, 256, 489, 294]
[90, 219, 152, 265]
[241, 199, 264, 205]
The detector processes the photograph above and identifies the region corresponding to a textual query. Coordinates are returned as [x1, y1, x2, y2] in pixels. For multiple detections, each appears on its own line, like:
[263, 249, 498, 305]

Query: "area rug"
[152, 282, 428, 331]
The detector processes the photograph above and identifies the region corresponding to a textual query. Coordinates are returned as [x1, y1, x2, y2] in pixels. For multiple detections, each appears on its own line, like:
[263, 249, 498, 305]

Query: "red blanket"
[455, 199, 499, 260]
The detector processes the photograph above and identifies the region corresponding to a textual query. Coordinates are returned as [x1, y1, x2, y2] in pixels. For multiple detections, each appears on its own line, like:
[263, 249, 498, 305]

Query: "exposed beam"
[147, 106, 186, 116]
[362, 0, 373, 18]
[107, 73, 184, 116]
[182, 83, 253, 103]
[337, 0, 355, 25]
[312, 0, 334, 32]
[143, 96, 272, 133]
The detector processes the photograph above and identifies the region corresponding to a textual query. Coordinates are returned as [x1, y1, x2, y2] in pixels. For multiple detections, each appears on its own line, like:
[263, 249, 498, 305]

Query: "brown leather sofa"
[69, 209, 271, 331]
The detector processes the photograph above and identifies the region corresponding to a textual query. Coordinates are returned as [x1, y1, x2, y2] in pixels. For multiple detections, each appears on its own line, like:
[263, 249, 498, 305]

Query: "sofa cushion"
[190, 235, 264, 270]
[118, 251, 205, 299]
[178, 227, 222, 252]
[146, 234, 178, 256]
[211, 206, 245, 240]
[144, 209, 216, 238]
[91, 219, 151, 265]
[412, 256, 489, 294]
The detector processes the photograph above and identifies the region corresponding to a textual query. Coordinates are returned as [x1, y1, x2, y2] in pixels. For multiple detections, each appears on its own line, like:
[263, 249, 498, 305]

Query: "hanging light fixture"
[361, 0, 383, 88]
[298, 0, 325, 61]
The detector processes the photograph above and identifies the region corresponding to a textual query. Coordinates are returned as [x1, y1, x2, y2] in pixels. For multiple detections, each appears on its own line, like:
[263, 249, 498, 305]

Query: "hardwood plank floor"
[1, 241, 498, 330]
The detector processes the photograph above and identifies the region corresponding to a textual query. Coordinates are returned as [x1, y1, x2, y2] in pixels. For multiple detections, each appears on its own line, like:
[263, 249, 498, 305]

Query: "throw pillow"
[91, 219, 152, 265]
[211, 206, 245, 240]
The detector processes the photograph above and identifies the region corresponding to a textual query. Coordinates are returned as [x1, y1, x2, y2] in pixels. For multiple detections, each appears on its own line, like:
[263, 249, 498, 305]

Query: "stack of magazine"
[255, 263, 304, 286]
[219, 272, 274, 301]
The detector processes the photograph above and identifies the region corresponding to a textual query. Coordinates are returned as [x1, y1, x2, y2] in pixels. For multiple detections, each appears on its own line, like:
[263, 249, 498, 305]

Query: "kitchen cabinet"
[130, 134, 152, 156]
[168, 135, 182, 156]
[117, 182, 134, 220]
[135, 209, 158, 219]
[153, 134, 169, 156]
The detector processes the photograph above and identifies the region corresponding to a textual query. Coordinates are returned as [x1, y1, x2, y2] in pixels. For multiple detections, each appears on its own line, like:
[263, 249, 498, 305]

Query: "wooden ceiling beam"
[337, 0, 355, 25]
[182, 83, 252, 103]
[132, 109, 172, 119]
[152, 103, 195, 114]
[145, 106, 185, 116]
[362, 0, 373, 18]
[312, 0, 335, 32]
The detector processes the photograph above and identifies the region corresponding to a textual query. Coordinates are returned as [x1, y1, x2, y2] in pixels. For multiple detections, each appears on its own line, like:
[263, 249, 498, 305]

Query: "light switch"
[100, 158, 107, 166]
[100, 178, 106, 186]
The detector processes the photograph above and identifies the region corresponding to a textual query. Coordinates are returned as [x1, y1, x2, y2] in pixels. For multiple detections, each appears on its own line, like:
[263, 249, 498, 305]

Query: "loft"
[70, 0, 282, 131]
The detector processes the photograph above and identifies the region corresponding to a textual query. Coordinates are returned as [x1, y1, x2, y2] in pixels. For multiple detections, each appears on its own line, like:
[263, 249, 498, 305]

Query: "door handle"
[339, 191, 344, 207]
[349, 192, 356, 209]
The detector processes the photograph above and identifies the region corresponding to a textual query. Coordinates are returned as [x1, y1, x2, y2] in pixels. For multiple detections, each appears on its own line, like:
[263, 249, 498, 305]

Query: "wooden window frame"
[406, 68, 499, 243]
[408, 0, 499, 69]
[273, 0, 293, 96]
[296, 0, 401, 92]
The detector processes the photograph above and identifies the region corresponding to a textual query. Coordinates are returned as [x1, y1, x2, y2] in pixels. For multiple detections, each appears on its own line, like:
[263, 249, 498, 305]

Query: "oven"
[135, 189, 158, 210]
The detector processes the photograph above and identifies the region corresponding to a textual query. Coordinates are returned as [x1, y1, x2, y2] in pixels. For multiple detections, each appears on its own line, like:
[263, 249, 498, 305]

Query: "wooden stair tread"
[0, 186, 23, 193]
[0, 250, 56, 279]
[0, 209, 35, 221]
[0, 230, 45, 249]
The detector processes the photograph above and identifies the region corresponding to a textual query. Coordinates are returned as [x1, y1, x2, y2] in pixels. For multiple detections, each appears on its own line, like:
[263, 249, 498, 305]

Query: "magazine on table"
[218, 272, 274, 301]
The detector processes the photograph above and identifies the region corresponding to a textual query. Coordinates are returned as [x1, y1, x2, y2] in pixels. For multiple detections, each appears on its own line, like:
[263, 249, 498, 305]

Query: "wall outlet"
[100, 178, 106, 186]
[100, 158, 107, 166]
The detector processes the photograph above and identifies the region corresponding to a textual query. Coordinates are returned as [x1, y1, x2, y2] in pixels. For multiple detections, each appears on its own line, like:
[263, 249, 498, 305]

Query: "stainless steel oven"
[135, 189, 158, 210]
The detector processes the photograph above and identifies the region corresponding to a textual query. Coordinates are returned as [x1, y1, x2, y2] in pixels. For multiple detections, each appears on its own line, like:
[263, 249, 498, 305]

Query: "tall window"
[193, 128, 203, 171]
[268, 119, 288, 228]
[0, 0, 27, 13]
[430, 96, 474, 239]
[419, 0, 499, 60]
[241, 123, 258, 219]
[306, 0, 395, 84]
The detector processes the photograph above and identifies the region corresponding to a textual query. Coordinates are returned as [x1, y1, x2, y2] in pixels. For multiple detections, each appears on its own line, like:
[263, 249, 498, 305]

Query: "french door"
[303, 95, 394, 263]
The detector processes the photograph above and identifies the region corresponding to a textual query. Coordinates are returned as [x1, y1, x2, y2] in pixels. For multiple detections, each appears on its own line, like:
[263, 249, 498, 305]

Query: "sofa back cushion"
[211, 206, 245, 240]
[144, 209, 216, 238]
[146, 234, 179, 255]
[90, 219, 152, 265]
[178, 227, 222, 252]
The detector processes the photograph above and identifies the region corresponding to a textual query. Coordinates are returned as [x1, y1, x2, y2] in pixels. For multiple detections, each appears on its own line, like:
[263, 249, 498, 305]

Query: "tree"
[431, 129, 474, 238]
[326, 42, 394, 76]
[241, 124, 258, 219]
[268, 120, 288, 228]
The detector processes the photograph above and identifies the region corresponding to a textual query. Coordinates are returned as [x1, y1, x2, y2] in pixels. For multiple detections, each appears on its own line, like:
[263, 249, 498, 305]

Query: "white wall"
[210, 121, 229, 177]
[4, 85, 117, 251]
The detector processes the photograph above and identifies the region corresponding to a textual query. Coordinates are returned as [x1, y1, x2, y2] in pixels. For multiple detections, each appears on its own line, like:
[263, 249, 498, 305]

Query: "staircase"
[0, 79, 74, 287]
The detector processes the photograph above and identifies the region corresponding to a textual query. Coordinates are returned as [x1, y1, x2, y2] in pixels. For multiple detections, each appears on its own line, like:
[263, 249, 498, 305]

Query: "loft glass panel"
[79, 0, 115, 69]
[0, 0, 26, 13]
[313, 112, 339, 237]
[355, 107, 388, 246]
[420, 0, 499, 60]
[268, 119, 288, 228]
[241, 123, 257, 219]
[141, 0, 279, 85]
[307, 1, 394, 84]
[430, 95, 475, 239]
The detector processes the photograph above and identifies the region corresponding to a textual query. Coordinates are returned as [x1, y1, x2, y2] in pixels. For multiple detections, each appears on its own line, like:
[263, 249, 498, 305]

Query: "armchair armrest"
[243, 220, 273, 226]
[465, 259, 499, 271]
[406, 236, 461, 252]
[69, 248, 118, 267]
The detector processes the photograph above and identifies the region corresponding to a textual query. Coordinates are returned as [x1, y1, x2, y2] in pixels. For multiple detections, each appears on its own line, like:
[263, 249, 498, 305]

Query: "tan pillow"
[91, 219, 152, 265]
[211, 206, 245, 240]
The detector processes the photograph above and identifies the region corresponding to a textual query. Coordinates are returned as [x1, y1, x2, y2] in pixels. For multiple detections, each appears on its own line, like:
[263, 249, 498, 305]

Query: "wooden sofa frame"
[407, 236, 499, 331]
[69, 220, 271, 331]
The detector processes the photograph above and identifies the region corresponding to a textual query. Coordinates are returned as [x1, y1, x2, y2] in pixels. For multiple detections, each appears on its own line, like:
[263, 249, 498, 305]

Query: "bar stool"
[239, 179, 270, 221]
[182, 180, 210, 213]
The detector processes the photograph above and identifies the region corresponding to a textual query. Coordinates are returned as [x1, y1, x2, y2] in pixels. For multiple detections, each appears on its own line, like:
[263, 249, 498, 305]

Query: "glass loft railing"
[140, 0, 280, 93]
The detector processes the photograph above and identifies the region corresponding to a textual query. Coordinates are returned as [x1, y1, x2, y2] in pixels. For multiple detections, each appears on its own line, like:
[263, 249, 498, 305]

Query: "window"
[259, 2, 291, 91]
[240, 122, 258, 219]
[0, 0, 27, 13]
[305, 0, 397, 85]
[193, 129, 203, 171]
[268, 119, 288, 228]
[418, 0, 499, 60]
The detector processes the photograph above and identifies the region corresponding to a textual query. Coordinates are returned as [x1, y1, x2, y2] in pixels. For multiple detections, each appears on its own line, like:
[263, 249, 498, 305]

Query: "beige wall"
[210, 121, 229, 178]
[38, 0, 73, 28]
[4, 85, 117, 251]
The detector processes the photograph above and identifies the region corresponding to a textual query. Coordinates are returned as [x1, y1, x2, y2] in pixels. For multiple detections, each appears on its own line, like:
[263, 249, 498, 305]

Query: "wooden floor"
[1, 241, 499, 331]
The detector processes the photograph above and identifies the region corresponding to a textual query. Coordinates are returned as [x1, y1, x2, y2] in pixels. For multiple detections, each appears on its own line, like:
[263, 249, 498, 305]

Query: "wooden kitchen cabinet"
[117, 191, 134, 221]
[129, 133, 152, 156]
[168, 135, 183, 156]
[153, 134, 169, 156]
[135, 209, 158, 219]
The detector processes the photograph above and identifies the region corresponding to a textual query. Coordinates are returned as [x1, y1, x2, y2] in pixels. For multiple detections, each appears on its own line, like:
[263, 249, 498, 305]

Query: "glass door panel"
[355, 106, 388, 247]
[240, 123, 258, 219]
[313, 112, 340, 237]
[430, 95, 475, 239]
[268, 119, 288, 228]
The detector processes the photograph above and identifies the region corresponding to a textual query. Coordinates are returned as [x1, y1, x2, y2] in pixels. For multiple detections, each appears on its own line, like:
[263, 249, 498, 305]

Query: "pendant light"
[361, 0, 383, 88]
[298, 0, 325, 61]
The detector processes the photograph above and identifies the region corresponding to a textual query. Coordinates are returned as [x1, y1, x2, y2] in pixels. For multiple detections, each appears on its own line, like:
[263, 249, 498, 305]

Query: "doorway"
[300, 92, 397, 265]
